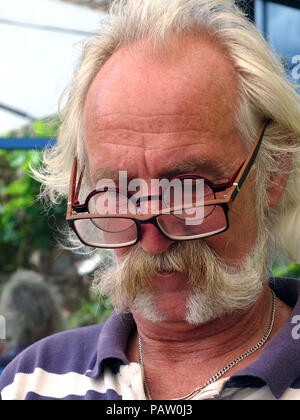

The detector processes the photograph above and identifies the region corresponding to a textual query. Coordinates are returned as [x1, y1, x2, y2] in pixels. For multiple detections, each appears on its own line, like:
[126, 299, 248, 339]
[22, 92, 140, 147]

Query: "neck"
[126, 284, 293, 399]
[132, 285, 274, 361]
[128, 286, 291, 399]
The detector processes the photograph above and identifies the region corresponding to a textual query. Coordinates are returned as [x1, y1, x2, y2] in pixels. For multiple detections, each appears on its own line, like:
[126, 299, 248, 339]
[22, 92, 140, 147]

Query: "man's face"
[83, 37, 262, 323]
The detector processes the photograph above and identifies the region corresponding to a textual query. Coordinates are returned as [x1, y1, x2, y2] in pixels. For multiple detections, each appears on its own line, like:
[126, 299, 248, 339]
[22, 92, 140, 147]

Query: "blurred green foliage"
[0, 120, 66, 274]
[272, 262, 300, 279]
[66, 294, 113, 329]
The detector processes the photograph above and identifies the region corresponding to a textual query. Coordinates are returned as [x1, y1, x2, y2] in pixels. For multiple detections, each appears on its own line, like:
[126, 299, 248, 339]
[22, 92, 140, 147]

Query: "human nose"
[138, 222, 174, 255]
[134, 192, 174, 254]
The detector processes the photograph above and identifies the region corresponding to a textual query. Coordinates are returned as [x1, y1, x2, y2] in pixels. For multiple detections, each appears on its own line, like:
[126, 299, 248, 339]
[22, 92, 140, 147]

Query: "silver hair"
[33, 0, 300, 263]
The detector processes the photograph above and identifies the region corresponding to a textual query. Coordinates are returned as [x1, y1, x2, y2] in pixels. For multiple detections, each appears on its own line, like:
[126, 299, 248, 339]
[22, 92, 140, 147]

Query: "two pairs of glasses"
[66, 120, 270, 248]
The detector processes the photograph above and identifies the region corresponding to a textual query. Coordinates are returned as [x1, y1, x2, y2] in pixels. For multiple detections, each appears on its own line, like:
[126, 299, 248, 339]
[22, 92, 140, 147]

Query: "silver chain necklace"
[137, 290, 276, 400]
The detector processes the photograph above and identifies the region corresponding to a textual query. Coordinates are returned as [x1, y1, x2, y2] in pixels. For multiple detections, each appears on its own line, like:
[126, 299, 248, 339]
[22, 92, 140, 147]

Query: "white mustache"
[94, 226, 269, 325]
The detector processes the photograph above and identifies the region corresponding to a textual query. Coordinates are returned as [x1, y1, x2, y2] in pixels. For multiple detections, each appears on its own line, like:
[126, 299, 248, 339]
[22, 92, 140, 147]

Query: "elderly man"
[1, 0, 299, 400]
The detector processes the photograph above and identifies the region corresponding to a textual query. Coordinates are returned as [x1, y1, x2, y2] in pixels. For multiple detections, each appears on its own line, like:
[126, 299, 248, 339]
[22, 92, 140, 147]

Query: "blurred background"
[0, 0, 299, 363]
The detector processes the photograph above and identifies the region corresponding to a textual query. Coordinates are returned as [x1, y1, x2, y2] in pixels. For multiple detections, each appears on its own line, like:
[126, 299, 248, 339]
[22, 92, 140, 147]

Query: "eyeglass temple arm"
[231, 119, 270, 202]
[72, 158, 85, 205]
[67, 158, 78, 217]
[67, 158, 85, 212]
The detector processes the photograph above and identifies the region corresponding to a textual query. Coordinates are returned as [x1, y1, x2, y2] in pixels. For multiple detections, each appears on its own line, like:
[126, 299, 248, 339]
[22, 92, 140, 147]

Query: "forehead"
[83, 36, 245, 181]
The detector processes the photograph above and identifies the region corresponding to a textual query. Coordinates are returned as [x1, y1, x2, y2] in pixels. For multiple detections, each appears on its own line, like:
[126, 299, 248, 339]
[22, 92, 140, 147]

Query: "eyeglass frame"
[66, 119, 270, 248]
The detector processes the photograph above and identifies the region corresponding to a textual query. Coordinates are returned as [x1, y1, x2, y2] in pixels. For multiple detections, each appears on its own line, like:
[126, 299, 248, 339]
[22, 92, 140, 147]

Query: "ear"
[266, 153, 291, 208]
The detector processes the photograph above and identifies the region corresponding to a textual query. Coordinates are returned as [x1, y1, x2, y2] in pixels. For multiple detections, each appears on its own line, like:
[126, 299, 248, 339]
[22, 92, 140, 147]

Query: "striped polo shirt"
[0, 277, 299, 400]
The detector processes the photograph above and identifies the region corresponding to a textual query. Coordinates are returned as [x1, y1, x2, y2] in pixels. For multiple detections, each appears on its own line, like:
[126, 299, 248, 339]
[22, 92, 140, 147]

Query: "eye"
[162, 177, 216, 209]
[88, 190, 136, 215]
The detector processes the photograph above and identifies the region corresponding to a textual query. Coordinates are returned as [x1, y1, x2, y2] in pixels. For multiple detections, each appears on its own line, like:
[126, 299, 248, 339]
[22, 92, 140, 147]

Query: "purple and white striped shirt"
[0, 277, 300, 400]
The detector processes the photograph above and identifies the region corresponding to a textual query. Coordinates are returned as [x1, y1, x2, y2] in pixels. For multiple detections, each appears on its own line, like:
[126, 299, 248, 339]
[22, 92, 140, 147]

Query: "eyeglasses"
[66, 120, 270, 248]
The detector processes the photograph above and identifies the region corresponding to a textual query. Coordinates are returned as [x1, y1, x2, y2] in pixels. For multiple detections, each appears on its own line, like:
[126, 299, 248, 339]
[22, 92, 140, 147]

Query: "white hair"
[34, 0, 300, 263]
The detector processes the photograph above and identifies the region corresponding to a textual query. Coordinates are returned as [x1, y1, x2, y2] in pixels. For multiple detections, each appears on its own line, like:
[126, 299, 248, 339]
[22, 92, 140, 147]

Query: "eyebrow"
[157, 157, 228, 180]
[92, 157, 228, 185]
[92, 167, 136, 184]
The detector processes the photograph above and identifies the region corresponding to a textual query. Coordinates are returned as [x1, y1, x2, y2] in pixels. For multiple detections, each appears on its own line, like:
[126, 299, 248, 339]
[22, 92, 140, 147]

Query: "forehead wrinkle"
[93, 112, 210, 132]
[91, 114, 215, 144]
[90, 140, 210, 151]
[93, 127, 206, 136]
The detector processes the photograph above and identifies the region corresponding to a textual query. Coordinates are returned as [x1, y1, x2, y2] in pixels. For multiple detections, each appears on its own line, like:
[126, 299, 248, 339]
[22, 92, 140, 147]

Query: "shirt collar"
[86, 277, 300, 399]
[86, 310, 135, 378]
[227, 277, 300, 399]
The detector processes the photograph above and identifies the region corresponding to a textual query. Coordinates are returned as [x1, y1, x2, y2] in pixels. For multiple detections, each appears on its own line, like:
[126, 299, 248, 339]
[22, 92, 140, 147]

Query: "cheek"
[114, 246, 133, 264]
[227, 174, 258, 229]
[204, 185, 259, 263]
